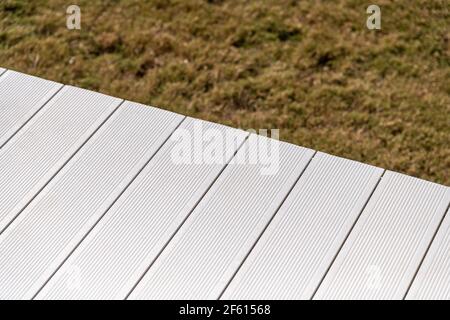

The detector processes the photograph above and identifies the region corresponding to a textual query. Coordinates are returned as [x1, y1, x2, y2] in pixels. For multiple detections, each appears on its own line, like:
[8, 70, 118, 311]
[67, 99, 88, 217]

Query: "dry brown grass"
[1, 0, 449, 184]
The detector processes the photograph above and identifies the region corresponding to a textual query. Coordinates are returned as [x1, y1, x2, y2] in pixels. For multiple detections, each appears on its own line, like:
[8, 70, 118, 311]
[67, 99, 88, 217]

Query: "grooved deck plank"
[1, 67, 449, 300]
[406, 208, 450, 300]
[0, 102, 183, 299]
[0, 86, 121, 234]
[128, 136, 315, 300]
[37, 118, 248, 300]
[222, 153, 384, 300]
[314, 171, 450, 300]
[0, 71, 62, 148]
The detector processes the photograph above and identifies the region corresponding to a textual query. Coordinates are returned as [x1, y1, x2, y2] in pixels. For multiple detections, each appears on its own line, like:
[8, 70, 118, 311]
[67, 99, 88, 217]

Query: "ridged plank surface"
[314, 171, 450, 300]
[406, 208, 450, 300]
[0, 86, 121, 233]
[0, 71, 62, 148]
[0, 102, 183, 299]
[37, 118, 248, 300]
[222, 153, 384, 300]
[129, 136, 315, 300]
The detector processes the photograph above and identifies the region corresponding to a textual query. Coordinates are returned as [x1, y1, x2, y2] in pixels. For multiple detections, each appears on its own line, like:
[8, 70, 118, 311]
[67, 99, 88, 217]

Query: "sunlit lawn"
[0, 0, 448, 184]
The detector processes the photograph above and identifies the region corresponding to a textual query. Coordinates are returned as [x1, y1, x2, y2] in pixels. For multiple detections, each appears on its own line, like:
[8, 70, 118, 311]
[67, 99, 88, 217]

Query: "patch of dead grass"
[0, 0, 448, 184]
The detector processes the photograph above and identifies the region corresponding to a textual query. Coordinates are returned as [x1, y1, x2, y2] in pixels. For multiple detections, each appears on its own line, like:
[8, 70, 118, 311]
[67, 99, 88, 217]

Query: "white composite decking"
[314, 172, 449, 300]
[406, 208, 450, 300]
[129, 137, 315, 300]
[0, 85, 121, 234]
[0, 71, 62, 148]
[0, 68, 449, 300]
[222, 153, 384, 300]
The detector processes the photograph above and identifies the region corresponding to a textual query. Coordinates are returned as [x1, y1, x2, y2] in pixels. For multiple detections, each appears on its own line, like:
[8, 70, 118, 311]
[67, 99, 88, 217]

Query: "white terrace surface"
[0, 68, 449, 300]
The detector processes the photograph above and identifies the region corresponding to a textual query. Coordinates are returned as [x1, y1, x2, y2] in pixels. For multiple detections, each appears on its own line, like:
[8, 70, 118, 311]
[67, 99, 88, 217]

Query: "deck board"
[0, 102, 183, 299]
[222, 153, 384, 300]
[406, 208, 450, 300]
[0, 86, 121, 234]
[36, 118, 248, 300]
[0, 69, 449, 300]
[314, 172, 450, 300]
[0, 71, 62, 148]
[128, 136, 314, 299]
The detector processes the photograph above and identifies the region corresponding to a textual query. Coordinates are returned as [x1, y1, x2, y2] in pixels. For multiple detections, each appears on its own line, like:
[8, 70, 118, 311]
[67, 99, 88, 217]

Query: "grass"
[0, 0, 448, 185]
